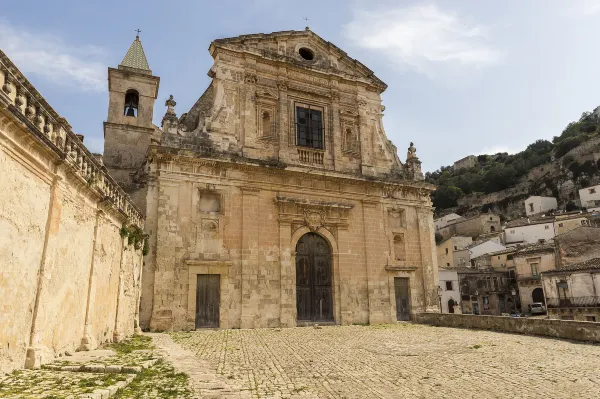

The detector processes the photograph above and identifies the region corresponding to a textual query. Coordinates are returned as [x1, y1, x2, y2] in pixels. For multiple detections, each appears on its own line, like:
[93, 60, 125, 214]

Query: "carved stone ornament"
[303, 208, 326, 231]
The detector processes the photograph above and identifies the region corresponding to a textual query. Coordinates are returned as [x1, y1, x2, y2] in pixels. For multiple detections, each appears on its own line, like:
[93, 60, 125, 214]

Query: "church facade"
[104, 29, 440, 331]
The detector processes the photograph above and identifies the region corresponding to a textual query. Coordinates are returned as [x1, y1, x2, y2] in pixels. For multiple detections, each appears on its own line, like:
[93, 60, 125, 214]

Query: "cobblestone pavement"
[154, 323, 600, 399]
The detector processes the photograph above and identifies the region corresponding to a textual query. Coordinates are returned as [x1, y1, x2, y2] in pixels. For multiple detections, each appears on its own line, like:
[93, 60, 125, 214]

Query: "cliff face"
[429, 109, 600, 221]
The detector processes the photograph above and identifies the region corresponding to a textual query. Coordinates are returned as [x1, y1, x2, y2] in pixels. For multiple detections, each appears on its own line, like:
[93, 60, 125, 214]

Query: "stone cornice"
[148, 146, 435, 194]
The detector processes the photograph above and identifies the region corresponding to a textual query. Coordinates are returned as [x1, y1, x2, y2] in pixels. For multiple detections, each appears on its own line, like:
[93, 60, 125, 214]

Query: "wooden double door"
[296, 233, 333, 322]
[195, 274, 220, 328]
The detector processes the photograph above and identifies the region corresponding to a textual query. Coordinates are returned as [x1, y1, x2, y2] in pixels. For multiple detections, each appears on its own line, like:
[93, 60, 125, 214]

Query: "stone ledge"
[385, 265, 418, 272]
[415, 312, 600, 342]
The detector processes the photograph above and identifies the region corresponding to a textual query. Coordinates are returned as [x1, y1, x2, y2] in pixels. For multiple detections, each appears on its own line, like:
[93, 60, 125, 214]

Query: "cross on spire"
[135, 29, 141, 38]
[303, 17, 309, 28]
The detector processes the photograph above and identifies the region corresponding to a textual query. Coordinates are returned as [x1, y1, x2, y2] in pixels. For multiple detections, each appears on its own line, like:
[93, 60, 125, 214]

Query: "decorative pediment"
[210, 29, 387, 91]
[255, 88, 279, 101]
[274, 196, 353, 231]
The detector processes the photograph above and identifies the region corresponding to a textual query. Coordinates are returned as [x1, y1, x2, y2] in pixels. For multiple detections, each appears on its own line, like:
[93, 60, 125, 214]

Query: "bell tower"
[103, 33, 160, 213]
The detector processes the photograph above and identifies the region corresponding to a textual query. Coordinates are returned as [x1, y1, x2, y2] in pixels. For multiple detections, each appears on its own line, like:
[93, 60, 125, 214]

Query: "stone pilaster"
[112, 235, 128, 342]
[25, 165, 64, 369]
[240, 187, 260, 328]
[279, 222, 296, 327]
[417, 206, 440, 312]
[79, 209, 104, 351]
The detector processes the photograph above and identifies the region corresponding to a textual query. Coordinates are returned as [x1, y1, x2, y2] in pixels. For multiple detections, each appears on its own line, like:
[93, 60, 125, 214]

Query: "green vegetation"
[107, 334, 154, 354]
[113, 359, 194, 399]
[427, 110, 600, 211]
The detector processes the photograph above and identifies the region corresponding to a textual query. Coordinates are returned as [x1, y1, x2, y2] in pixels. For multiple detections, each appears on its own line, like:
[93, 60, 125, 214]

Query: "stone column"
[334, 225, 349, 324]
[240, 187, 260, 328]
[417, 206, 440, 312]
[79, 209, 105, 351]
[279, 221, 295, 327]
[134, 245, 145, 334]
[25, 165, 64, 369]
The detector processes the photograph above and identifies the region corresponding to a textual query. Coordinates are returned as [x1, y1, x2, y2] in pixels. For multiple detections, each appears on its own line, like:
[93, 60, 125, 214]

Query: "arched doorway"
[532, 287, 545, 304]
[447, 299, 455, 313]
[296, 233, 333, 322]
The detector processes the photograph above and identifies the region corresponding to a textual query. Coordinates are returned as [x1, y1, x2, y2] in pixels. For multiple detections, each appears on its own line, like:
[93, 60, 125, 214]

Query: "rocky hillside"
[427, 108, 600, 221]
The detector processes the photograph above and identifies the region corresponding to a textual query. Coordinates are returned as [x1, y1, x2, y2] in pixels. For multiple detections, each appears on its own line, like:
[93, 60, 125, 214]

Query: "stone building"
[437, 212, 501, 240]
[0, 51, 144, 372]
[452, 155, 476, 170]
[513, 243, 555, 312]
[524, 196, 557, 217]
[542, 258, 600, 322]
[456, 267, 517, 315]
[436, 236, 472, 268]
[102, 30, 439, 331]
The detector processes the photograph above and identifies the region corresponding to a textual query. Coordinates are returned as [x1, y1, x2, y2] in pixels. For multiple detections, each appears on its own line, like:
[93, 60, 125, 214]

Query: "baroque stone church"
[104, 28, 439, 331]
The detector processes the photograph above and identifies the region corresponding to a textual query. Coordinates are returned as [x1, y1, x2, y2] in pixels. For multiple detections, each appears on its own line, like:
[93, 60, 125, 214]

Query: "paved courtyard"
[152, 323, 600, 399]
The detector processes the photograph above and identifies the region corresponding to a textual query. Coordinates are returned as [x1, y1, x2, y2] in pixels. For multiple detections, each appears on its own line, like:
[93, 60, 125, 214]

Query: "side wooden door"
[394, 277, 410, 321]
[195, 274, 220, 328]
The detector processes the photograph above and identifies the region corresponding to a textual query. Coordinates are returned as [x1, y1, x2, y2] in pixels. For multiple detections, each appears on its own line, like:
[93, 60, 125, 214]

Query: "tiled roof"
[120, 36, 150, 71]
[543, 258, 600, 275]
[513, 242, 555, 255]
[505, 216, 555, 228]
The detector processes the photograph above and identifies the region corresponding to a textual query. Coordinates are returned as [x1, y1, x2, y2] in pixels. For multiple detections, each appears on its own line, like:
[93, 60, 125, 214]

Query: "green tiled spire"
[119, 35, 150, 72]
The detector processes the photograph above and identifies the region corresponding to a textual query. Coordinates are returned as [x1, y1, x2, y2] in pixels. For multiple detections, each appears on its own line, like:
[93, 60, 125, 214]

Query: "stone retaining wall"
[415, 313, 600, 342]
[0, 50, 145, 373]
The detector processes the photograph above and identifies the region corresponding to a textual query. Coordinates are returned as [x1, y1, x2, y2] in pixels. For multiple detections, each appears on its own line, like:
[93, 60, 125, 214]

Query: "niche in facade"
[198, 191, 221, 214]
[394, 233, 406, 261]
[388, 209, 406, 230]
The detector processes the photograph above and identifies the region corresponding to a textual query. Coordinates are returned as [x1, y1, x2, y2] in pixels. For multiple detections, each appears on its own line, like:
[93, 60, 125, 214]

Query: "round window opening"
[299, 47, 314, 61]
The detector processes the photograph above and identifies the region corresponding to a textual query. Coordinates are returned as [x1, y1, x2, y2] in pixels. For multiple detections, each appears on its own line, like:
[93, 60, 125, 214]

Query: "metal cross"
[135, 29, 141, 36]
[303, 17, 309, 26]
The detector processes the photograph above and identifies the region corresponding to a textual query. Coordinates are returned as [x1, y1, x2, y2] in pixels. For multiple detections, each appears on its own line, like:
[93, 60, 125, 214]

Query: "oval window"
[298, 47, 314, 60]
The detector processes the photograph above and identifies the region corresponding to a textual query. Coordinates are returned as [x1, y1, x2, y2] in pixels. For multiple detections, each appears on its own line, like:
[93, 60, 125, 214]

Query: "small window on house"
[454, 246, 458, 250]
[296, 106, 323, 149]
[544, 225, 549, 230]
[529, 203, 534, 212]
[586, 315, 596, 322]
[445, 248, 449, 255]
[445, 281, 453, 291]
[262, 111, 272, 137]
[530, 263, 539, 276]
[507, 254, 513, 260]
[510, 230, 515, 234]
[559, 223, 564, 227]
[124, 89, 139, 117]
[590, 188, 596, 194]
[298, 47, 314, 60]
[394, 234, 406, 261]
[490, 217, 493, 220]
[447, 262, 450, 267]
[490, 226, 496, 232]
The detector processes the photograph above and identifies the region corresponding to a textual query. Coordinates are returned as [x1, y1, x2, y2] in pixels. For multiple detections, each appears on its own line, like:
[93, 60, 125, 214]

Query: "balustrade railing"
[0, 50, 143, 228]
[297, 148, 324, 165]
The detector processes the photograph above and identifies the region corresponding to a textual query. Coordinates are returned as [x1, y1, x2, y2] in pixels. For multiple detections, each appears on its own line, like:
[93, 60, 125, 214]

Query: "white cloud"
[343, 3, 501, 79]
[0, 20, 106, 92]
[573, 0, 600, 16]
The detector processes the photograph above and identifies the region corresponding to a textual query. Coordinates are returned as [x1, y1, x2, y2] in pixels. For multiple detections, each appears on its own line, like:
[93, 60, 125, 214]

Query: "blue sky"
[3, 0, 600, 172]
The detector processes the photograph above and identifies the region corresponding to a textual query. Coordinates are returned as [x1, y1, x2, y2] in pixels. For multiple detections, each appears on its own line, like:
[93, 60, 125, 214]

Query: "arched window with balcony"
[124, 89, 139, 117]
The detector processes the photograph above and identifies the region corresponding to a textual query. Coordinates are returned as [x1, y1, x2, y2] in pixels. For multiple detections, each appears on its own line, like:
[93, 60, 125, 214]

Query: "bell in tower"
[124, 90, 139, 117]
